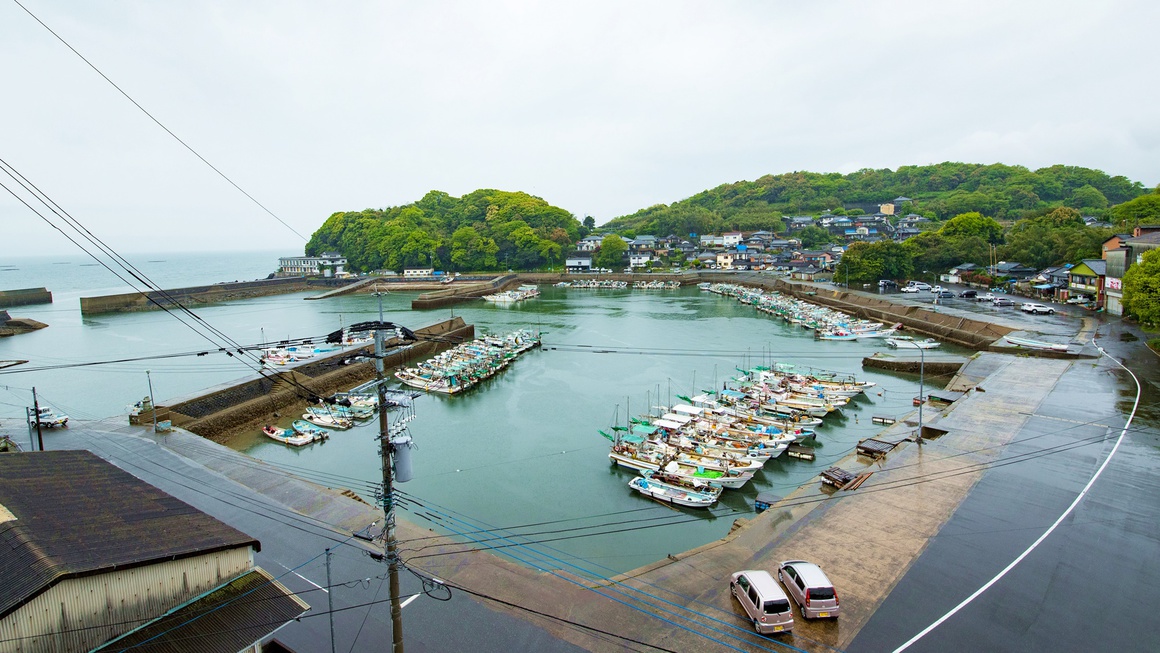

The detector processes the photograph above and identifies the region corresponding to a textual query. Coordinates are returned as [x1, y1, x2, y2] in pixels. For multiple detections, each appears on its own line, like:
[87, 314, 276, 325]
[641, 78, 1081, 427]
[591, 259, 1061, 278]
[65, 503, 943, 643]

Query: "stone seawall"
[165, 316, 474, 442]
[0, 287, 52, 308]
[79, 277, 320, 314]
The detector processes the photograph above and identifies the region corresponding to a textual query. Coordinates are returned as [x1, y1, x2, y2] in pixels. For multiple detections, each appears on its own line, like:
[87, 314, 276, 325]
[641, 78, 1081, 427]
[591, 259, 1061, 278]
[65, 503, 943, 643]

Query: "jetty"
[0, 287, 52, 308]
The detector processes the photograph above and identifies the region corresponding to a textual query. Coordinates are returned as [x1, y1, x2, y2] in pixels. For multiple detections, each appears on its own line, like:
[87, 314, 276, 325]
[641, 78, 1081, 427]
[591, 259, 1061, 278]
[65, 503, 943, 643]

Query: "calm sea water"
[0, 252, 936, 573]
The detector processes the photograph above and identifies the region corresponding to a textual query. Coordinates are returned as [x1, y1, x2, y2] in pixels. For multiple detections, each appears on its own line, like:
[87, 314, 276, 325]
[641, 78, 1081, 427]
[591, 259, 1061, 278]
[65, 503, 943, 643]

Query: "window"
[764, 599, 791, 614]
[749, 587, 759, 605]
[810, 587, 835, 601]
[737, 576, 749, 592]
[795, 576, 806, 591]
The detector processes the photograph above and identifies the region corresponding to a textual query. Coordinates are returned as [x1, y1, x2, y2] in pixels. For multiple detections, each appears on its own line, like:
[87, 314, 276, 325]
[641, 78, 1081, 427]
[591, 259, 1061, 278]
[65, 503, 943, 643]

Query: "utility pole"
[146, 370, 158, 433]
[916, 346, 924, 445]
[26, 407, 36, 451]
[375, 327, 405, 653]
[31, 387, 43, 451]
[325, 548, 336, 653]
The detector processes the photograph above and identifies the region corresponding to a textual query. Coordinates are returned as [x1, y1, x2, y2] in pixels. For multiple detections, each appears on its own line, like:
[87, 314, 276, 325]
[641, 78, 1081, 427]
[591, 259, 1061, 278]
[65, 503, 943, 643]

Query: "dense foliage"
[1106, 191, 1160, 227]
[1123, 249, 1160, 327]
[306, 190, 580, 272]
[603, 162, 1146, 235]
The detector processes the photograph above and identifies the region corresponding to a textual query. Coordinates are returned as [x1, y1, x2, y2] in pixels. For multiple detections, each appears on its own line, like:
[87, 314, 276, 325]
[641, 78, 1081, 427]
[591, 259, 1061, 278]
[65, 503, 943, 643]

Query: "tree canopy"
[305, 189, 580, 272]
[1123, 249, 1160, 327]
[601, 162, 1146, 235]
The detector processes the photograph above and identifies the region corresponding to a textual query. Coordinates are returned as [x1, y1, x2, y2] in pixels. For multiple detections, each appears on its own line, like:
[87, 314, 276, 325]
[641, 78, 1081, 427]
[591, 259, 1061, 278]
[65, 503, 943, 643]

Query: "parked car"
[960, 289, 978, 299]
[992, 297, 1015, 307]
[978, 293, 996, 302]
[1066, 295, 1090, 304]
[906, 281, 932, 291]
[1020, 302, 1056, 315]
[930, 285, 944, 293]
[936, 290, 955, 298]
[899, 285, 921, 293]
[878, 279, 898, 289]
[730, 570, 795, 634]
[778, 560, 839, 619]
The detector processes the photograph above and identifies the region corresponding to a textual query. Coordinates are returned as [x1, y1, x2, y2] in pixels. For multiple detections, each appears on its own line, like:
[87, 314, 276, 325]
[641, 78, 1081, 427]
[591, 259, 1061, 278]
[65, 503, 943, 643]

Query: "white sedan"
[1020, 302, 1056, 315]
[900, 286, 921, 293]
[978, 293, 996, 302]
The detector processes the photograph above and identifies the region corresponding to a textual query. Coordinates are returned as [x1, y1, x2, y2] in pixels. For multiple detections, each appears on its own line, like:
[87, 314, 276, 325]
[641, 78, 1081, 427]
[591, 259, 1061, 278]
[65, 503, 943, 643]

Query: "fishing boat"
[628, 471, 720, 508]
[302, 412, 353, 430]
[395, 329, 541, 395]
[292, 420, 332, 439]
[606, 438, 756, 489]
[307, 404, 374, 420]
[885, 336, 941, 349]
[1004, 336, 1069, 352]
[262, 425, 319, 446]
[856, 323, 903, 339]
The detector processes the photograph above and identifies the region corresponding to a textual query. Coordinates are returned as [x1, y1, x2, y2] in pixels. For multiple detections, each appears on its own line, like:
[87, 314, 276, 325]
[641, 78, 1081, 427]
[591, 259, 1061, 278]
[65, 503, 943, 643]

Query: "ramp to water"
[304, 277, 376, 300]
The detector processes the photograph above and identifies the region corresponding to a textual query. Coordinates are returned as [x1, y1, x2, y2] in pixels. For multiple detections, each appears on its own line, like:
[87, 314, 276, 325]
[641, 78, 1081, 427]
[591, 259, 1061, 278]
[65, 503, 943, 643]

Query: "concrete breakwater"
[0, 287, 52, 308]
[79, 277, 332, 314]
[162, 316, 473, 442]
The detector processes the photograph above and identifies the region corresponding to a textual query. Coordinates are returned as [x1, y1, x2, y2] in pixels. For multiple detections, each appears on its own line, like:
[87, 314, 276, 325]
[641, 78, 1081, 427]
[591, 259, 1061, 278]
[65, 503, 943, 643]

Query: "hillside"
[306, 189, 581, 272]
[602, 162, 1147, 236]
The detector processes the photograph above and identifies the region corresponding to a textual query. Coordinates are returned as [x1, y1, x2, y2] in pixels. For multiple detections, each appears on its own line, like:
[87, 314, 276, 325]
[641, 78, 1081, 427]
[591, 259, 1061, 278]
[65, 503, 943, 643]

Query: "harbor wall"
[164, 316, 474, 442]
[410, 272, 688, 310]
[0, 287, 52, 308]
[79, 277, 323, 314]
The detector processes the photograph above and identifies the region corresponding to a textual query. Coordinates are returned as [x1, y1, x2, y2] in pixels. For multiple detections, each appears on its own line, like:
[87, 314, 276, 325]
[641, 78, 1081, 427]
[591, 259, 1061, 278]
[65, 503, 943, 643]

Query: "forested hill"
[305, 189, 581, 272]
[603, 162, 1148, 237]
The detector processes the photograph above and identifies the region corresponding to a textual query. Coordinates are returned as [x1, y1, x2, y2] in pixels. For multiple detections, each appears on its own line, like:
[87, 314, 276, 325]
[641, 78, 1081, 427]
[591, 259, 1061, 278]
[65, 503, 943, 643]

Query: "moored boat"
[628, 472, 720, 508]
[302, 412, 353, 430]
[262, 425, 320, 446]
[292, 420, 332, 439]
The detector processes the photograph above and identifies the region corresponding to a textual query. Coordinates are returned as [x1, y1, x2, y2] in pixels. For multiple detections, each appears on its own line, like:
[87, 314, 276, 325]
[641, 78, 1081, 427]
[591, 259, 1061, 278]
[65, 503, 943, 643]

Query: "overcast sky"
[2, 0, 1157, 256]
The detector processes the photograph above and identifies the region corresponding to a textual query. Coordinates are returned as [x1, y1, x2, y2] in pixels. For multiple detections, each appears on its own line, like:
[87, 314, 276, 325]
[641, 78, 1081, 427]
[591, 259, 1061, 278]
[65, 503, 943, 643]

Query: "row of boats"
[482, 285, 540, 303]
[394, 329, 541, 394]
[557, 279, 629, 289]
[701, 283, 942, 349]
[260, 391, 381, 445]
[608, 366, 876, 508]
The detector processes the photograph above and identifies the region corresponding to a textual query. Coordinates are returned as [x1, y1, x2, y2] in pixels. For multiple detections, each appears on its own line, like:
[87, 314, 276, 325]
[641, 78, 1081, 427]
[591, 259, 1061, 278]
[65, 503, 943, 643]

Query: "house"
[716, 250, 737, 269]
[629, 253, 652, 268]
[723, 232, 744, 248]
[1027, 265, 1073, 301]
[1103, 234, 1133, 256]
[403, 267, 435, 278]
[0, 450, 307, 653]
[941, 263, 978, 284]
[783, 216, 816, 232]
[576, 235, 603, 252]
[894, 227, 922, 241]
[790, 265, 821, 281]
[566, 253, 593, 273]
[628, 235, 657, 253]
[699, 234, 725, 248]
[676, 240, 698, 255]
[896, 214, 929, 229]
[988, 261, 1037, 281]
[277, 252, 347, 277]
[1068, 259, 1107, 307]
[798, 251, 835, 269]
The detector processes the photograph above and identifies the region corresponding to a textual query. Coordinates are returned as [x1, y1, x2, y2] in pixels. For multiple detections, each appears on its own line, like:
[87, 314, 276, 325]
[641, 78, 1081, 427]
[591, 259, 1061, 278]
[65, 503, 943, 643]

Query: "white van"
[730, 570, 794, 633]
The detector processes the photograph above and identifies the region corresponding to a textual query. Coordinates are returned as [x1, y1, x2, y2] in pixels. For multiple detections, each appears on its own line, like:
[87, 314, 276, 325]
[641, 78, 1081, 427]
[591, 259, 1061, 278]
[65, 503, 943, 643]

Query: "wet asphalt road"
[849, 318, 1160, 653]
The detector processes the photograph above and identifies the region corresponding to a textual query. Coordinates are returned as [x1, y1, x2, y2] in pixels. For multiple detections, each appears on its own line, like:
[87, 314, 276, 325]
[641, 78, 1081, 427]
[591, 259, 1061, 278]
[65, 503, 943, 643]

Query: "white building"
[576, 236, 603, 252]
[723, 232, 744, 247]
[629, 253, 651, 268]
[403, 268, 435, 278]
[566, 253, 593, 272]
[278, 252, 347, 277]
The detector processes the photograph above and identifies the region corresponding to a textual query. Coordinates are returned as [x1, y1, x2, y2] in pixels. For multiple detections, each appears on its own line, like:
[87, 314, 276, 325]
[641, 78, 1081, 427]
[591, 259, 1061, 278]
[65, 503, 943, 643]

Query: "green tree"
[1066, 184, 1109, 210]
[449, 226, 498, 270]
[1123, 249, 1160, 327]
[595, 235, 627, 270]
[583, 216, 596, 229]
[837, 241, 914, 284]
[939, 212, 1004, 244]
[1107, 194, 1160, 227]
[798, 225, 835, 249]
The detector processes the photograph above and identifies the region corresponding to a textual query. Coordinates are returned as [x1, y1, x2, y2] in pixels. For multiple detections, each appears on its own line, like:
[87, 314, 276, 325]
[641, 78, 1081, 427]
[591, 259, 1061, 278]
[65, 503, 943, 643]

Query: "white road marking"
[894, 345, 1141, 652]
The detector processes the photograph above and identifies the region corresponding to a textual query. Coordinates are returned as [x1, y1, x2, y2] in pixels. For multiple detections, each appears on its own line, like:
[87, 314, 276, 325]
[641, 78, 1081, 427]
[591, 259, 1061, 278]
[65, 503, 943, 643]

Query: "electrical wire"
[11, 0, 308, 242]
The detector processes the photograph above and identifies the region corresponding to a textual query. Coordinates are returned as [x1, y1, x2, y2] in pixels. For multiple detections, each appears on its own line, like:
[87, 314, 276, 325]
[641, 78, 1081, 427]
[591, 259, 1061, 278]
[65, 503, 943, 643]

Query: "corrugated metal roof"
[0, 450, 259, 620]
[92, 567, 309, 653]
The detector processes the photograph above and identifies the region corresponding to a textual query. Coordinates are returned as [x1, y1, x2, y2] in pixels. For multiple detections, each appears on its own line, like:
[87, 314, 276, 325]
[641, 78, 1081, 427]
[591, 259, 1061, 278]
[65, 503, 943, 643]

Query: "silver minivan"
[778, 560, 839, 619]
[730, 570, 794, 634]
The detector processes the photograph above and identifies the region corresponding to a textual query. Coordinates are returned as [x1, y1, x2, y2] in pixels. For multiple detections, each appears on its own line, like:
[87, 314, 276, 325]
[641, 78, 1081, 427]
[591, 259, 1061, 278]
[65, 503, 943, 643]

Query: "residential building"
[628, 235, 657, 253]
[566, 253, 593, 273]
[723, 232, 744, 248]
[716, 251, 737, 269]
[403, 267, 435, 278]
[277, 252, 346, 277]
[699, 234, 725, 248]
[988, 261, 1037, 281]
[1068, 259, 1107, 307]
[0, 450, 307, 653]
[629, 253, 652, 268]
[576, 235, 603, 252]
[783, 216, 816, 232]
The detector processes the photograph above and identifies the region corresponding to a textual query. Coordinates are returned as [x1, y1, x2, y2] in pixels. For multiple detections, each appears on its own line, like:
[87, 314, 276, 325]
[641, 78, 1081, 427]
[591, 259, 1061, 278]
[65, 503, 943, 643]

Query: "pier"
[0, 287, 52, 308]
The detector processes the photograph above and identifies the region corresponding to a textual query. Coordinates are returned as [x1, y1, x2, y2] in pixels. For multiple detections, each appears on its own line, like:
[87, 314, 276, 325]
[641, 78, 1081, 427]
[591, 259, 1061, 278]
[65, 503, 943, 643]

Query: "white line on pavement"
[893, 347, 1141, 652]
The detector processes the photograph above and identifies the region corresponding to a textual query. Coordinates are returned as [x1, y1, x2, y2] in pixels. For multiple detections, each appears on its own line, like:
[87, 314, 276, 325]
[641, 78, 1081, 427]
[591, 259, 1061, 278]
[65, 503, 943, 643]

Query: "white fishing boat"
[262, 425, 319, 446]
[1005, 336, 1069, 352]
[292, 420, 332, 439]
[628, 472, 720, 508]
[607, 439, 755, 489]
[302, 412, 353, 430]
[885, 336, 942, 349]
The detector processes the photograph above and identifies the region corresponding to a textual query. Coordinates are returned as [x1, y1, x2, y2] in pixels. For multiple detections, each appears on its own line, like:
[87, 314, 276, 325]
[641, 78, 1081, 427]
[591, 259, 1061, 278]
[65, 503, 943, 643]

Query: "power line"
[12, 0, 308, 242]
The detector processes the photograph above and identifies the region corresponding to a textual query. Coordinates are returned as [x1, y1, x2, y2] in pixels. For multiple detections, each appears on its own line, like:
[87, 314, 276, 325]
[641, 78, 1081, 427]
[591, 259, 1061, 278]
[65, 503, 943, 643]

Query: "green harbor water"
[237, 285, 936, 574]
